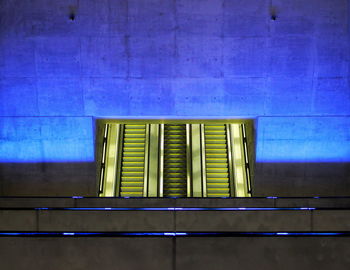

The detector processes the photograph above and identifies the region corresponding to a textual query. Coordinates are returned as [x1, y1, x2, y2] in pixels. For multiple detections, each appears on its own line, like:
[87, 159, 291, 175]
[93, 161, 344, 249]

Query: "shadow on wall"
[0, 162, 96, 196]
[254, 162, 350, 197]
[1, 161, 349, 197]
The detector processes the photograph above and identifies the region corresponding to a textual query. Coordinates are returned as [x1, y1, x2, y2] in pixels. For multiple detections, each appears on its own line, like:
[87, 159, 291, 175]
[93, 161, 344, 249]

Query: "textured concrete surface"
[2, 197, 350, 232]
[176, 210, 311, 232]
[0, 0, 349, 196]
[0, 237, 350, 270]
[37, 210, 175, 232]
[1, 197, 350, 209]
[0, 210, 36, 231]
[175, 198, 275, 207]
[75, 197, 176, 208]
[176, 237, 350, 270]
[275, 197, 350, 208]
[2, 208, 350, 232]
[0, 197, 75, 208]
[0, 197, 349, 269]
[313, 210, 350, 231]
[0, 237, 173, 270]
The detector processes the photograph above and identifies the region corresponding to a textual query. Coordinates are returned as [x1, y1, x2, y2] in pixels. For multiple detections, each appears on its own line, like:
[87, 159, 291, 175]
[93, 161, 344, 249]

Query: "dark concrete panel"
[0, 237, 173, 270]
[313, 210, 350, 231]
[176, 237, 350, 270]
[276, 198, 350, 208]
[176, 210, 311, 232]
[38, 210, 174, 232]
[76, 198, 176, 208]
[254, 163, 350, 197]
[0, 210, 36, 231]
[0, 197, 75, 208]
[175, 198, 275, 208]
[1, 162, 96, 197]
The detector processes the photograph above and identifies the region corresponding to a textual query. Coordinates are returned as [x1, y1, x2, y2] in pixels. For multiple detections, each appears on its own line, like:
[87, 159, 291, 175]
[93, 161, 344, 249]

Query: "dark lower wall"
[1, 198, 350, 269]
[254, 162, 350, 197]
[0, 162, 96, 196]
[0, 237, 349, 270]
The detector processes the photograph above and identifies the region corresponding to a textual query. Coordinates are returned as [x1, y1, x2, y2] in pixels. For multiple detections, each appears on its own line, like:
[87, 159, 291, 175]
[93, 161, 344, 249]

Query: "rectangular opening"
[95, 119, 255, 198]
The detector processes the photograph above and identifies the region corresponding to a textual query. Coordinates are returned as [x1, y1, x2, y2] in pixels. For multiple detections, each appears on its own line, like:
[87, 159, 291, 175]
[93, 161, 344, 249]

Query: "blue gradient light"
[1, 116, 349, 163]
[0, 232, 347, 237]
[0, 117, 94, 162]
[256, 117, 350, 162]
[33, 207, 317, 211]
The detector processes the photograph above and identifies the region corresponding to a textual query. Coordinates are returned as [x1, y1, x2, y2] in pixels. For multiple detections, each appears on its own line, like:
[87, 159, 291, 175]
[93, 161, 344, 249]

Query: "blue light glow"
[30, 207, 319, 211]
[0, 117, 94, 162]
[256, 117, 350, 162]
[1, 116, 349, 163]
[0, 232, 347, 237]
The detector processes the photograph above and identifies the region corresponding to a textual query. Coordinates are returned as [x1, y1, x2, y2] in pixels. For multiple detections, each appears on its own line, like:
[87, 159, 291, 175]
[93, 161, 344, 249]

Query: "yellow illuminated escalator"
[119, 124, 146, 197]
[204, 125, 231, 197]
[163, 124, 187, 197]
[99, 120, 252, 198]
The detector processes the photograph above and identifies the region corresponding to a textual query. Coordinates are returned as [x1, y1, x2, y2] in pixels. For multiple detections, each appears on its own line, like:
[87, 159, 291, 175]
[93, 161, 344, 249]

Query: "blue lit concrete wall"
[0, 0, 349, 196]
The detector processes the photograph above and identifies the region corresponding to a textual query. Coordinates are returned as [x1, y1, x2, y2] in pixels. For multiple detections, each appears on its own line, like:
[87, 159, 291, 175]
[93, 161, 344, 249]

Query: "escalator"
[119, 124, 146, 197]
[204, 125, 231, 197]
[99, 121, 251, 198]
[163, 124, 187, 197]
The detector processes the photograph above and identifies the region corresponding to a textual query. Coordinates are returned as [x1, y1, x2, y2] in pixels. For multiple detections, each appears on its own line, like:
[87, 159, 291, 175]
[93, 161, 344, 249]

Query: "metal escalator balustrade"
[204, 125, 231, 197]
[163, 125, 187, 197]
[119, 124, 146, 197]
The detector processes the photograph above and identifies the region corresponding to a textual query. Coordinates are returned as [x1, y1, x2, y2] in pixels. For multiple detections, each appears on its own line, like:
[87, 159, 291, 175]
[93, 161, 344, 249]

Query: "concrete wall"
[1, 237, 350, 270]
[0, 0, 349, 196]
[1, 197, 350, 270]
